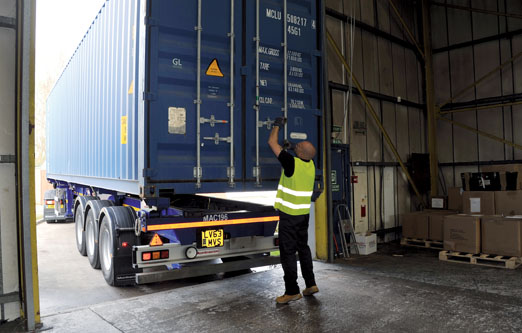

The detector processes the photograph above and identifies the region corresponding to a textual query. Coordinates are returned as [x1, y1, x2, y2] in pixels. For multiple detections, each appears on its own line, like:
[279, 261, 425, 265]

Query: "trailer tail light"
[142, 250, 169, 262]
[121, 242, 129, 248]
[161, 250, 169, 259]
[274, 238, 279, 246]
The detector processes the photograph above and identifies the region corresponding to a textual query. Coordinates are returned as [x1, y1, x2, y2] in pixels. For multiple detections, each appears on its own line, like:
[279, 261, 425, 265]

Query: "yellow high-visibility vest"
[274, 157, 315, 215]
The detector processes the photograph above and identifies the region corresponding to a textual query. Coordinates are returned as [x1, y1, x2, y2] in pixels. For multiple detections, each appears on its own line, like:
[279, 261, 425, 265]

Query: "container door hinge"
[143, 168, 154, 178]
[312, 50, 322, 57]
[143, 92, 156, 101]
[227, 167, 236, 187]
[144, 16, 158, 27]
[240, 66, 248, 76]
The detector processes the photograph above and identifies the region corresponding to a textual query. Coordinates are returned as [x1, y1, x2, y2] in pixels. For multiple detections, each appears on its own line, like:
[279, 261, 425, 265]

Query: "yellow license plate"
[47, 205, 55, 209]
[201, 229, 224, 248]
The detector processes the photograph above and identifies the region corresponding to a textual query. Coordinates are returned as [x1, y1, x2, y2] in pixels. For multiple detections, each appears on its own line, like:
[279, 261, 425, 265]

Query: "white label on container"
[289, 66, 303, 77]
[470, 198, 481, 213]
[290, 132, 307, 140]
[431, 198, 444, 209]
[168, 107, 186, 135]
[260, 62, 270, 71]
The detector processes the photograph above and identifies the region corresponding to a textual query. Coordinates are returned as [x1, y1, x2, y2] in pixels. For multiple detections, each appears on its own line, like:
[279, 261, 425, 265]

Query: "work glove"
[273, 117, 286, 128]
[283, 140, 295, 151]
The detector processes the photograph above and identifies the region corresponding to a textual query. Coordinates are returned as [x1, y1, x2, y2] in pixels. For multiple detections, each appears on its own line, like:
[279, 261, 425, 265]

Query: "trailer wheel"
[99, 206, 139, 286]
[99, 216, 115, 285]
[86, 209, 100, 269]
[75, 207, 87, 256]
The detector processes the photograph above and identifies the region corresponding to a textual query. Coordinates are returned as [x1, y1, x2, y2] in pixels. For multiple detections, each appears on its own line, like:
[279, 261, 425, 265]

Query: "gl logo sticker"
[172, 58, 182, 69]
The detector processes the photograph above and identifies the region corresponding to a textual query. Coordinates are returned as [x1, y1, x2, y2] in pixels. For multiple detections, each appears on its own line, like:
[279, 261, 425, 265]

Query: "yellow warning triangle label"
[205, 58, 224, 77]
[149, 233, 163, 247]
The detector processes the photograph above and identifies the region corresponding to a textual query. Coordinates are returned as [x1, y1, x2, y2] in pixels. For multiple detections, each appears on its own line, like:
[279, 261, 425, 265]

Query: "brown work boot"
[275, 293, 302, 304]
[302, 285, 319, 296]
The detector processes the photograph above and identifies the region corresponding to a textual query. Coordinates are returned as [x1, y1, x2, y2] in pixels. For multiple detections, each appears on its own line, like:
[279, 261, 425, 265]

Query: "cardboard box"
[482, 164, 522, 189]
[481, 216, 522, 257]
[494, 191, 522, 216]
[401, 212, 429, 239]
[462, 191, 495, 215]
[426, 210, 457, 242]
[448, 187, 463, 212]
[443, 214, 481, 253]
[355, 232, 377, 255]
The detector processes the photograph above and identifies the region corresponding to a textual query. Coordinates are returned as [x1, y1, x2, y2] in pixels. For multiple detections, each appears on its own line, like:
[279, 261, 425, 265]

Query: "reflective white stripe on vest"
[274, 198, 311, 210]
[277, 185, 313, 197]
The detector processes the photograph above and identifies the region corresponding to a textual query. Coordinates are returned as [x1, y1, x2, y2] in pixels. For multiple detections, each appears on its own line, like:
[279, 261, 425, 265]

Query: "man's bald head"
[295, 141, 316, 161]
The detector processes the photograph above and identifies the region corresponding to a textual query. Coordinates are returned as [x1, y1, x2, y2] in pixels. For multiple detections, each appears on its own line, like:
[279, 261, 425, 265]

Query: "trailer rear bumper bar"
[133, 235, 278, 268]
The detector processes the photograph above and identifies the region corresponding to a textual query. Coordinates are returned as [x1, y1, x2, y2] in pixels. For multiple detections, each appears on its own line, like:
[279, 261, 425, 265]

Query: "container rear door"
[146, 0, 241, 193]
[245, 0, 322, 185]
[145, 0, 322, 194]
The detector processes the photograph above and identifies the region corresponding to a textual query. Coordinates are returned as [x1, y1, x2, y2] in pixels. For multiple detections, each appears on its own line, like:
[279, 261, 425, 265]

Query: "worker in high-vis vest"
[268, 117, 319, 304]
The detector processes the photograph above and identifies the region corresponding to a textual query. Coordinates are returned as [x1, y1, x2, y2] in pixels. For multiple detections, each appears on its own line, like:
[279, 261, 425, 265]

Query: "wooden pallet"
[439, 251, 522, 269]
[400, 238, 443, 250]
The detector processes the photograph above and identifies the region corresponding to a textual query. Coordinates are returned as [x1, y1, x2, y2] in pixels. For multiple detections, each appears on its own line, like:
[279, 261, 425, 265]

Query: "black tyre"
[75, 205, 87, 256]
[99, 216, 115, 285]
[99, 206, 140, 286]
[86, 208, 100, 269]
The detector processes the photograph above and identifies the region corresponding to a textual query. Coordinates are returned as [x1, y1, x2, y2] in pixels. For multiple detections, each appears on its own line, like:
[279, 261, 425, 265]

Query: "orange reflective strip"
[146, 216, 279, 231]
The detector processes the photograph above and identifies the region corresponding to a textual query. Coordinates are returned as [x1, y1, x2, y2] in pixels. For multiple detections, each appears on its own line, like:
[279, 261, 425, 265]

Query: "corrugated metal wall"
[326, 0, 425, 239]
[432, 0, 522, 190]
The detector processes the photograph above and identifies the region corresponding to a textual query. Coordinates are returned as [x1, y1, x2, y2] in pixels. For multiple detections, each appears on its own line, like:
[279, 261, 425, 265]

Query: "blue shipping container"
[47, 0, 323, 196]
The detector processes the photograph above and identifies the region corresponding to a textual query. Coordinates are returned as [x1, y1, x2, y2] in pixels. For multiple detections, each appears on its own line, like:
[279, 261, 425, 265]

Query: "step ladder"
[336, 203, 358, 258]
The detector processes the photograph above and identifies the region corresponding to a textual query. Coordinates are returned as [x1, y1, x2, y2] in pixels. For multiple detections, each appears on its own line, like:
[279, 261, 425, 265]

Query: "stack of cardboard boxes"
[401, 167, 522, 257]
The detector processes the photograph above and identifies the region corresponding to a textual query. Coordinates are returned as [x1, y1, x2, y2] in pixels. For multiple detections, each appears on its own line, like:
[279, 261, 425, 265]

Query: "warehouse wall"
[0, 0, 21, 321]
[432, 0, 522, 192]
[326, 0, 426, 240]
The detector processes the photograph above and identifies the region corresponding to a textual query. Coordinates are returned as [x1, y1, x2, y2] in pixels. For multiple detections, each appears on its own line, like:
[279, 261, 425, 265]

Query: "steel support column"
[326, 30, 427, 208]
[422, 0, 438, 197]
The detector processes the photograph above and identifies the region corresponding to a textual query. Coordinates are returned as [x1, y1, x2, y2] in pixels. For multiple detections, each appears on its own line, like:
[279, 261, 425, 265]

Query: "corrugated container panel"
[47, 0, 323, 195]
[47, 0, 138, 194]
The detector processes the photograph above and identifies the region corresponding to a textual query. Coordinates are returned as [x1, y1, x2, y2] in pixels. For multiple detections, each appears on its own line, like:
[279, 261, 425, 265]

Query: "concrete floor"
[4, 223, 522, 332]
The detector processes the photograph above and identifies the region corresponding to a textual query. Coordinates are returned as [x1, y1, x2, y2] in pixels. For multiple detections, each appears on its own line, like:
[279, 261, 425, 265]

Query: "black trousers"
[278, 211, 316, 295]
